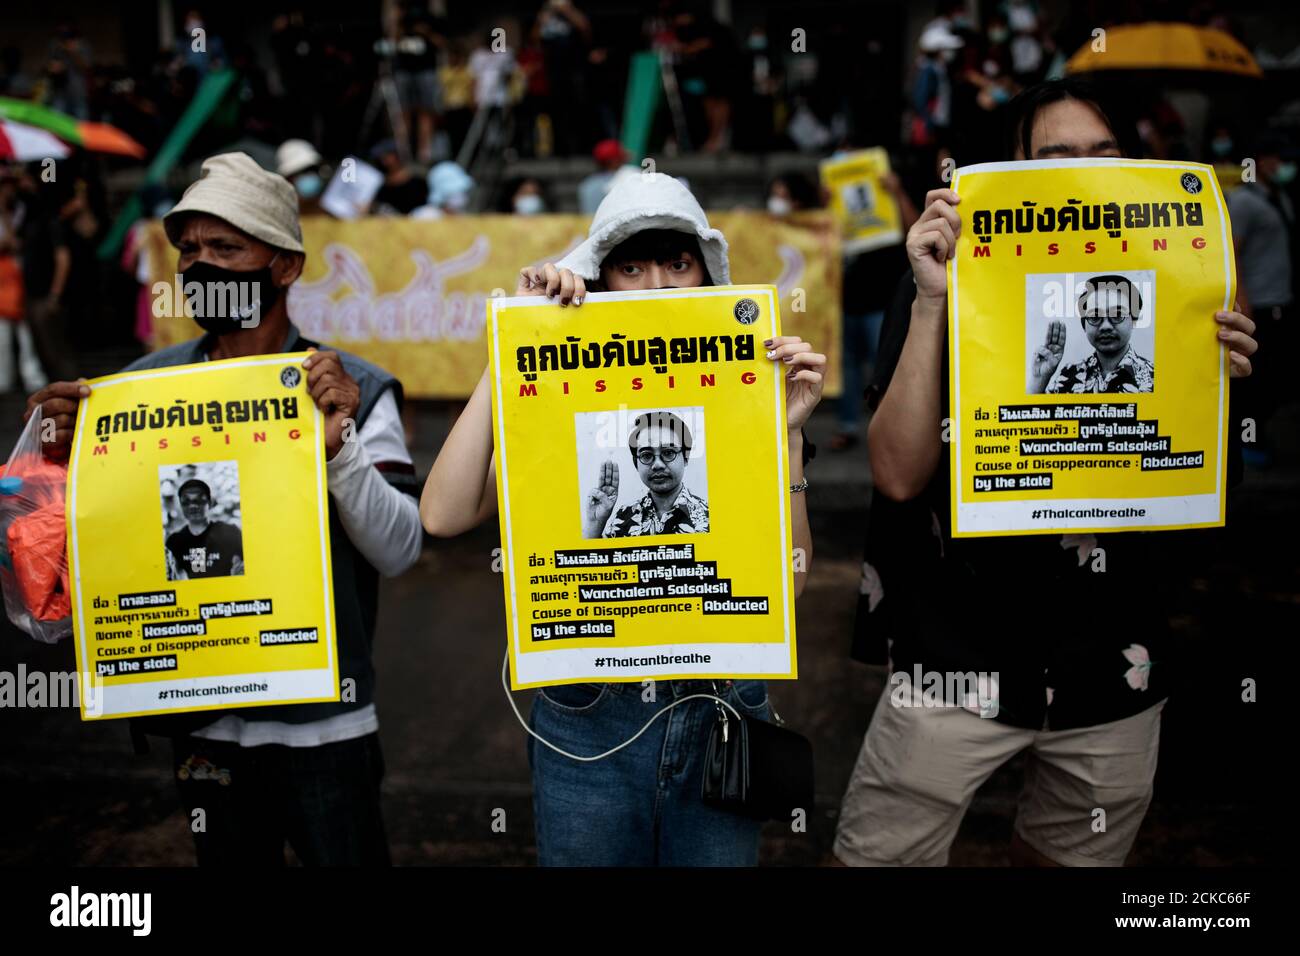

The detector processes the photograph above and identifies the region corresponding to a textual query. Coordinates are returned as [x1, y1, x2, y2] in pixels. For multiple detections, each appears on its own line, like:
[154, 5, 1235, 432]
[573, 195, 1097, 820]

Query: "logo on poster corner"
[733, 298, 760, 325]
[280, 366, 302, 388]
[1180, 172, 1203, 195]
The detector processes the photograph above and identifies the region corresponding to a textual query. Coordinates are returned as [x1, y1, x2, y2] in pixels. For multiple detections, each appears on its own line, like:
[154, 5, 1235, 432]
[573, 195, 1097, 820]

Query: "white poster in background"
[319, 158, 384, 220]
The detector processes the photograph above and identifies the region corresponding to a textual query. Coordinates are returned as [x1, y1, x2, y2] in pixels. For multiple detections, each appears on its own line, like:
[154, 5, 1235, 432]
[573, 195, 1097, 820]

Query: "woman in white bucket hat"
[419, 171, 826, 866]
[546, 169, 731, 287]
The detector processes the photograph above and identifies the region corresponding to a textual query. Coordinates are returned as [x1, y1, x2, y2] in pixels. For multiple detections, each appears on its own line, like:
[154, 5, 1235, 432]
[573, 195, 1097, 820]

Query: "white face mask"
[444, 191, 470, 212]
[514, 194, 545, 216]
[767, 195, 793, 217]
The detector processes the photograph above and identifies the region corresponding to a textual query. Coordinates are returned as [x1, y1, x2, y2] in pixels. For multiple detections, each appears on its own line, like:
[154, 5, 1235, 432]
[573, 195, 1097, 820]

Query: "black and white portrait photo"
[1026, 271, 1156, 394]
[574, 407, 710, 539]
[159, 461, 245, 580]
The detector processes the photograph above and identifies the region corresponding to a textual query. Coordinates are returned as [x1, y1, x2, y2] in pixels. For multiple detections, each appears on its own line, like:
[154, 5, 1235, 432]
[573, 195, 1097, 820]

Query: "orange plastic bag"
[0, 405, 71, 643]
[8, 501, 70, 621]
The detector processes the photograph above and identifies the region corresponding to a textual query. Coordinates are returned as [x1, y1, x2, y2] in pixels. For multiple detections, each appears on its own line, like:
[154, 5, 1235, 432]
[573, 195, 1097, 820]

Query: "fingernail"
[762, 338, 772, 346]
[1218, 329, 1231, 338]
[766, 350, 775, 359]
[574, 296, 583, 305]
[783, 355, 794, 363]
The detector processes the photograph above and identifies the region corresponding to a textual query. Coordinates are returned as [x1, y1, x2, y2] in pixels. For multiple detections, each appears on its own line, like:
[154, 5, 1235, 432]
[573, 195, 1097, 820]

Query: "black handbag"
[701, 700, 815, 822]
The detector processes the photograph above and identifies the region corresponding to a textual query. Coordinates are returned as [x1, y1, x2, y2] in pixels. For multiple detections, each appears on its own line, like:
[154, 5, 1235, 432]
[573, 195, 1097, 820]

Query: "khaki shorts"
[834, 687, 1165, 867]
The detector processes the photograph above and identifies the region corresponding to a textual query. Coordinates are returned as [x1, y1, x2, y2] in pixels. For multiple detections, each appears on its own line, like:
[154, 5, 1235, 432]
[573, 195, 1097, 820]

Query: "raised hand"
[906, 188, 961, 302]
[1032, 319, 1067, 391]
[583, 459, 619, 537]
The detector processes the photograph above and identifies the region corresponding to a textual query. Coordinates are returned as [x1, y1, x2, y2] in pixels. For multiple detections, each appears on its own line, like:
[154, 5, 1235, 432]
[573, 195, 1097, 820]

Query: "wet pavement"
[0, 376, 1292, 866]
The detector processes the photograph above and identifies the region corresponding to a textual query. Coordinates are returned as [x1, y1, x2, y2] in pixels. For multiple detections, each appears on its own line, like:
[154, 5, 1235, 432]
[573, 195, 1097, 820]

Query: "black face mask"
[181, 256, 282, 336]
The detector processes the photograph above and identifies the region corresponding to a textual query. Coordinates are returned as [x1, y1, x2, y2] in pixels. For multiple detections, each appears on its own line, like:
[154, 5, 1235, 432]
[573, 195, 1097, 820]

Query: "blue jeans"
[528, 678, 771, 866]
[837, 309, 885, 431]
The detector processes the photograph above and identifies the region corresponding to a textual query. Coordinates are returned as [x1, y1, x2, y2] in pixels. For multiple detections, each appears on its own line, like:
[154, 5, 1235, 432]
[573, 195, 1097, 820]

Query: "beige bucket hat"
[163, 151, 304, 253]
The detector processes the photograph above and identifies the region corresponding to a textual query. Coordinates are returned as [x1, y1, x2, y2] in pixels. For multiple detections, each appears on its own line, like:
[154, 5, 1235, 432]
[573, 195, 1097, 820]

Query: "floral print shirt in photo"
[603, 486, 710, 537]
[1048, 345, 1155, 394]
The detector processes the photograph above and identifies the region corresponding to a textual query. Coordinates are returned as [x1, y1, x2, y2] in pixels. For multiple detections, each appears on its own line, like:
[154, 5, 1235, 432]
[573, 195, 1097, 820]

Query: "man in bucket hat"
[276, 138, 328, 215]
[26, 151, 423, 866]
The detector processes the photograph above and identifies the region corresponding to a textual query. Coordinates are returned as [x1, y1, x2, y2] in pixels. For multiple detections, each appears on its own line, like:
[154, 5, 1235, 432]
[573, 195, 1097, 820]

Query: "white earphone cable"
[500, 651, 742, 763]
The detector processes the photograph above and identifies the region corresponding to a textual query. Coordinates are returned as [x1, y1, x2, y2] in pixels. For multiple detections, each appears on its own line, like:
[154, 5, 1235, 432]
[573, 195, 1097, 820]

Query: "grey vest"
[123, 323, 410, 735]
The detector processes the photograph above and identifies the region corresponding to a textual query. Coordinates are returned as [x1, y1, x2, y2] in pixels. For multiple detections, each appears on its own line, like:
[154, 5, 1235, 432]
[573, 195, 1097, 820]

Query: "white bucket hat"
[918, 22, 965, 53]
[276, 138, 323, 178]
[164, 152, 304, 253]
[555, 170, 730, 285]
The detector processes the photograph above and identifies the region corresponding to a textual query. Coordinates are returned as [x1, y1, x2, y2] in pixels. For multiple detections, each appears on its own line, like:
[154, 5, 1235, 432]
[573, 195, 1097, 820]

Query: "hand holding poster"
[948, 159, 1235, 537]
[489, 287, 796, 689]
[68, 354, 337, 719]
[819, 148, 903, 254]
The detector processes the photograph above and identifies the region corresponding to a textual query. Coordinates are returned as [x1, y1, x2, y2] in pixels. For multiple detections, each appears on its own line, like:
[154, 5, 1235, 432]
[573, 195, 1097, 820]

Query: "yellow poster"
[144, 213, 842, 399]
[948, 159, 1234, 537]
[819, 148, 903, 254]
[489, 286, 796, 689]
[67, 354, 337, 719]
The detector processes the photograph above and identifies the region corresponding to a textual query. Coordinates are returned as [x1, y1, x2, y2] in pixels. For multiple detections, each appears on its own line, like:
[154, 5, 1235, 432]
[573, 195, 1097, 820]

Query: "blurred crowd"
[0, 0, 1296, 449]
[903, 2, 1291, 178]
[0, 159, 106, 390]
[0, 2, 890, 168]
[1, 2, 1293, 172]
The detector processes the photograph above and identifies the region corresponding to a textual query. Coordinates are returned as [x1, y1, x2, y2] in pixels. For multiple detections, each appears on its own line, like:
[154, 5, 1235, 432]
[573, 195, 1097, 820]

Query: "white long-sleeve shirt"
[322, 391, 422, 577]
[193, 389, 421, 747]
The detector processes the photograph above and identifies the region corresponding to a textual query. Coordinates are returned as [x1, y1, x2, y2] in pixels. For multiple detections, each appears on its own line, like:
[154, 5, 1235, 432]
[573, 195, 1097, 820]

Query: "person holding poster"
[586, 410, 710, 538]
[421, 172, 826, 866]
[1034, 275, 1155, 394]
[834, 79, 1258, 868]
[25, 152, 423, 866]
[164, 477, 246, 579]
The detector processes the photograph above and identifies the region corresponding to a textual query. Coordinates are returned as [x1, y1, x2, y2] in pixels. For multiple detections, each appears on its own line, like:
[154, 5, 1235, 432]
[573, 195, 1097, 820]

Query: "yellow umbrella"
[1066, 22, 1262, 78]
